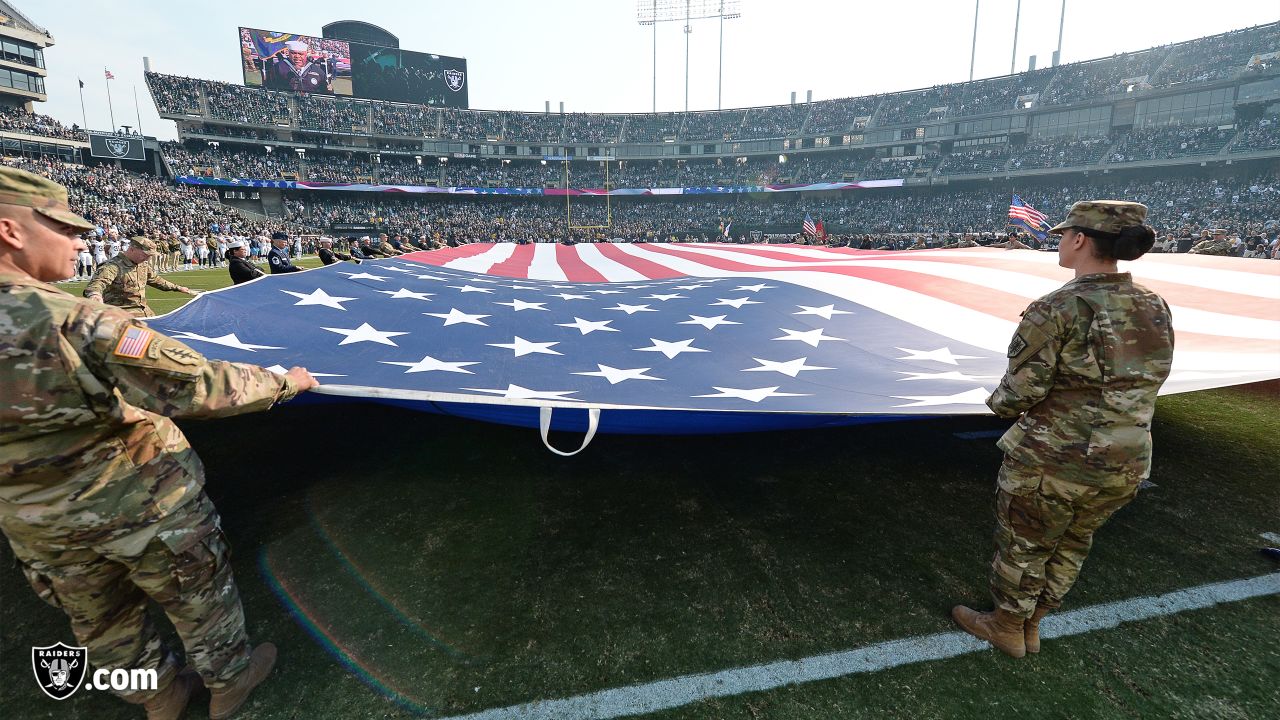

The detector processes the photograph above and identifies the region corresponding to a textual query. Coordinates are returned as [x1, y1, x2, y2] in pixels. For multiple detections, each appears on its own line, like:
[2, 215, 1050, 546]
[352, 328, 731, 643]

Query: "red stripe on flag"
[555, 243, 608, 282]
[486, 243, 537, 278]
[591, 243, 688, 280]
[400, 244, 498, 267]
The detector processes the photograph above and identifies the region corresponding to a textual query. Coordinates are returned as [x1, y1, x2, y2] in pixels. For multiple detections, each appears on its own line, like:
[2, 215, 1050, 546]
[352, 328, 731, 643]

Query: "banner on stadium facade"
[175, 176, 905, 195]
[88, 132, 145, 161]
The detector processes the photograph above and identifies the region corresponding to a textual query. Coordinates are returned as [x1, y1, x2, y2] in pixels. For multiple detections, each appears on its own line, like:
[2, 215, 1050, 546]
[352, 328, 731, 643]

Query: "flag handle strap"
[538, 407, 601, 457]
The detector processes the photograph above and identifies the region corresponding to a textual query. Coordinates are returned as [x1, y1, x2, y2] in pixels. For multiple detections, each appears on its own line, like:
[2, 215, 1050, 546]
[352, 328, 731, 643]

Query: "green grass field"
[3, 263, 1277, 719]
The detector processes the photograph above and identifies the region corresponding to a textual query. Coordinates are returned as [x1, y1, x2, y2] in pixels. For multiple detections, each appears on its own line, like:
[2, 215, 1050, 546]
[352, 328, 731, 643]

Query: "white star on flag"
[711, 297, 762, 309]
[896, 370, 1001, 382]
[774, 327, 846, 347]
[674, 283, 709, 290]
[734, 284, 775, 292]
[556, 317, 619, 335]
[550, 292, 590, 301]
[896, 347, 983, 365]
[170, 331, 283, 352]
[381, 266, 413, 273]
[590, 289, 625, 295]
[694, 386, 809, 403]
[281, 288, 357, 310]
[339, 272, 390, 282]
[644, 293, 686, 301]
[495, 299, 549, 312]
[508, 283, 540, 290]
[794, 304, 852, 320]
[463, 384, 580, 401]
[679, 314, 741, 329]
[380, 355, 480, 374]
[424, 308, 490, 326]
[451, 284, 493, 294]
[635, 338, 709, 359]
[573, 364, 661, 384]
[892, 387, 992, 407]
[488, 336, 563, 357]
[622, 284, 653, 289]
[321, 322, 408, 346]
[606, 303, 658, 315]
[415, 273, 448, 281]
[377, 288, 434, 301]
[742, 357, 834, 377]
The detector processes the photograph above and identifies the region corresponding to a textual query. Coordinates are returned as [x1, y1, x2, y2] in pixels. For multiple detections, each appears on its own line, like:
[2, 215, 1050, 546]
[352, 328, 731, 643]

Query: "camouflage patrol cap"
[0, 165, 95, 231]
[1047, 200, 1148, 236]
[127, 236, 157, 252]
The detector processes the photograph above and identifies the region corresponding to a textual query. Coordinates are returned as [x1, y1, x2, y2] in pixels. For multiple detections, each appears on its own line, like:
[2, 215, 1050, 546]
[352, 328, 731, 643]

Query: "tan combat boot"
[208, 644, 277, 720]
[1024, 605, 1051, 654]
[951, 605, 1027, 658]
[142, 670, 200, 720]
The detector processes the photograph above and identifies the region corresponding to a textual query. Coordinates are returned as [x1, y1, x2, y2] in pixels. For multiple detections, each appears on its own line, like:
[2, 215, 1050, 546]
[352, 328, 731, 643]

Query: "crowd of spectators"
[277, 170, 1279, 244]
[440, 108, 502, 140]
[304, 154, 374, 183]
[739, 105, 805, 139]
[624, 112, 681, 142]
[161, 142, 299, 178]
[373, 103, 439, 136]
[936, 145, 1011, 175]
[680, 110, 745, 141]
[1110, 124, 1235, 162]
[1231, 115, 1280, 153]
[298, 96, 369, 133]
[1041, 49, 1165, 106]
[206, 81, 291, 125]
[1154, 23, 1280, 88]
[145, 73, 204, 115]
[807, 96, 879, 135]
[1009, 135, 1110, 170]
[501, 112, 564, 143]
[564, 113, 625, 144]
[0, 107, 85, 140]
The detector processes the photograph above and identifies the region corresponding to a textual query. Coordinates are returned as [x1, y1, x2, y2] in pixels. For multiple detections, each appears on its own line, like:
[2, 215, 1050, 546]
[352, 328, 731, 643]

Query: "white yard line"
[444, 573, 1280, 720]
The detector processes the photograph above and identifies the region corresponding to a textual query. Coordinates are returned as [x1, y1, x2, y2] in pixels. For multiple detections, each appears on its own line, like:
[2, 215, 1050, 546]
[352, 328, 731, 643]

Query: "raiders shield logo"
[32, 642, 88, 700]
[106, 138, 131, 158]
[444, 69, 465, 92]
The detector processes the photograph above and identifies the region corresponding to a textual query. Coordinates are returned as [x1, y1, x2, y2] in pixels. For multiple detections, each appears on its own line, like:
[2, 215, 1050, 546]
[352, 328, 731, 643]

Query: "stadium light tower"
[638, 0, 742, 113]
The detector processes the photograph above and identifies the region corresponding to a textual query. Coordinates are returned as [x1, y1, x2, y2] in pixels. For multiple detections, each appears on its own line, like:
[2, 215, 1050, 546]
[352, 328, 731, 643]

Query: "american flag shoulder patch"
[113, 326, 154, 359]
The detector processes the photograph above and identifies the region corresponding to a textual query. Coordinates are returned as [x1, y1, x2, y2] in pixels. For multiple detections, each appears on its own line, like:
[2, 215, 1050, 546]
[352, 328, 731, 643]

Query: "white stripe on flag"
[444, 243, 517, 274]
[528, 242, 569, 281]
[574, 243, 649, 282]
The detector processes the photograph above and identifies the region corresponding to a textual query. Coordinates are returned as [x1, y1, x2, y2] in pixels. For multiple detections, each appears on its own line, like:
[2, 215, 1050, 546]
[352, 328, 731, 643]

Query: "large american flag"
[1008, 194, 1052, 240]
[149, 244, 1280, 433]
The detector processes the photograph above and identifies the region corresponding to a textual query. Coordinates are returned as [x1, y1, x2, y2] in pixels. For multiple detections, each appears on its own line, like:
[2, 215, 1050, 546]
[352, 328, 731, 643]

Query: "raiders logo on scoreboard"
[445, 69, 465, 92]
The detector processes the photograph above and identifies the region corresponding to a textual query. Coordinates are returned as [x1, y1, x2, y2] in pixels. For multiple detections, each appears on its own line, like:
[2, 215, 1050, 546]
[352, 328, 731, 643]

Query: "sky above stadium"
[32, 0, 1280, 140]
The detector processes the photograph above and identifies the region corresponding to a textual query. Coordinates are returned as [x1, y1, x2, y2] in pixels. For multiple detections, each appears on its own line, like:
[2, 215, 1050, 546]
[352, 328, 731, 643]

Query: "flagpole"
[133, 85, 143, 135]
[78, 79, 87, 130]
[104, 68, 116, 131]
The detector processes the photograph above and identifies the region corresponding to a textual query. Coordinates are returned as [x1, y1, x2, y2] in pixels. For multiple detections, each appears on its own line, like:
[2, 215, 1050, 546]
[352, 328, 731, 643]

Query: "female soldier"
[952, 201, 1175, 658]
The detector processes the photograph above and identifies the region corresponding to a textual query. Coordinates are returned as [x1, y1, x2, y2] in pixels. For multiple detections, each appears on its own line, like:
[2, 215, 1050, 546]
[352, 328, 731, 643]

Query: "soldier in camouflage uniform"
[953, 200, 1174, 658]
[0, 166, 320, 719]
[83, 236, 198, 318]
[1188, 228, 1235, 256]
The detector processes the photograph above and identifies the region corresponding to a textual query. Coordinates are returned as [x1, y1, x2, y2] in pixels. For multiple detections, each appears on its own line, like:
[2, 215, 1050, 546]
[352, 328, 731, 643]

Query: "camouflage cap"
[127, 236, 157, 252]
[0, 165, 95, 231]
[1047, 200, 1148, 236]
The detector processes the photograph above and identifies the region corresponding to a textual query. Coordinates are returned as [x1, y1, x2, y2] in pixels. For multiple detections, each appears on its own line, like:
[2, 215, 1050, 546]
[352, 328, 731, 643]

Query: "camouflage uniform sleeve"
[145, 269, 183, 293]
[986, 300, 1061, 419]
[76, 305, 301, 419]
[83, 262, 118, 301]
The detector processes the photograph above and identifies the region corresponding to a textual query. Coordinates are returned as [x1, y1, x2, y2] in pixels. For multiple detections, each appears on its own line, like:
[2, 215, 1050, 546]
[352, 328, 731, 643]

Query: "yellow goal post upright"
[564, 158, 613, 237]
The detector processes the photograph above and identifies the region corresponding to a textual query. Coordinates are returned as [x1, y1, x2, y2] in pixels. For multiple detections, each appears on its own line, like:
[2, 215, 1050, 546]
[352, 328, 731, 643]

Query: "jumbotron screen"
[238, 27, 469, 107]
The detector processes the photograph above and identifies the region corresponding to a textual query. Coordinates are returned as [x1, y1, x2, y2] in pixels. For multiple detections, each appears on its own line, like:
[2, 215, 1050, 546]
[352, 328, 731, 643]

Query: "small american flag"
[113, 326, 153, 358]
[802, 213, 817, 237]
[1008, 194, 1052, 240]
[104, 69, 115, 80]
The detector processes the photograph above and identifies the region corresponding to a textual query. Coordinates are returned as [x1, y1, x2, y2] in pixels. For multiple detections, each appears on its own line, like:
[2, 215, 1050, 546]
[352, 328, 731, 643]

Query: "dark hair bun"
[1112, 224, 1156, 261]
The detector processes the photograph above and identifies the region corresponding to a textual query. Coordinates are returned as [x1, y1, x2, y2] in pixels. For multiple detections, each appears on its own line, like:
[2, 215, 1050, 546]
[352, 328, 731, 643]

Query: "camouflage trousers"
[989, 456, 1139, 618]
[7, 492, 251, 701]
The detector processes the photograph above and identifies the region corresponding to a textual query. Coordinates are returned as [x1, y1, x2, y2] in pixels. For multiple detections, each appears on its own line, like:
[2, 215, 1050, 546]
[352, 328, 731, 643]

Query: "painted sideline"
[444, 572, 1280, 720]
